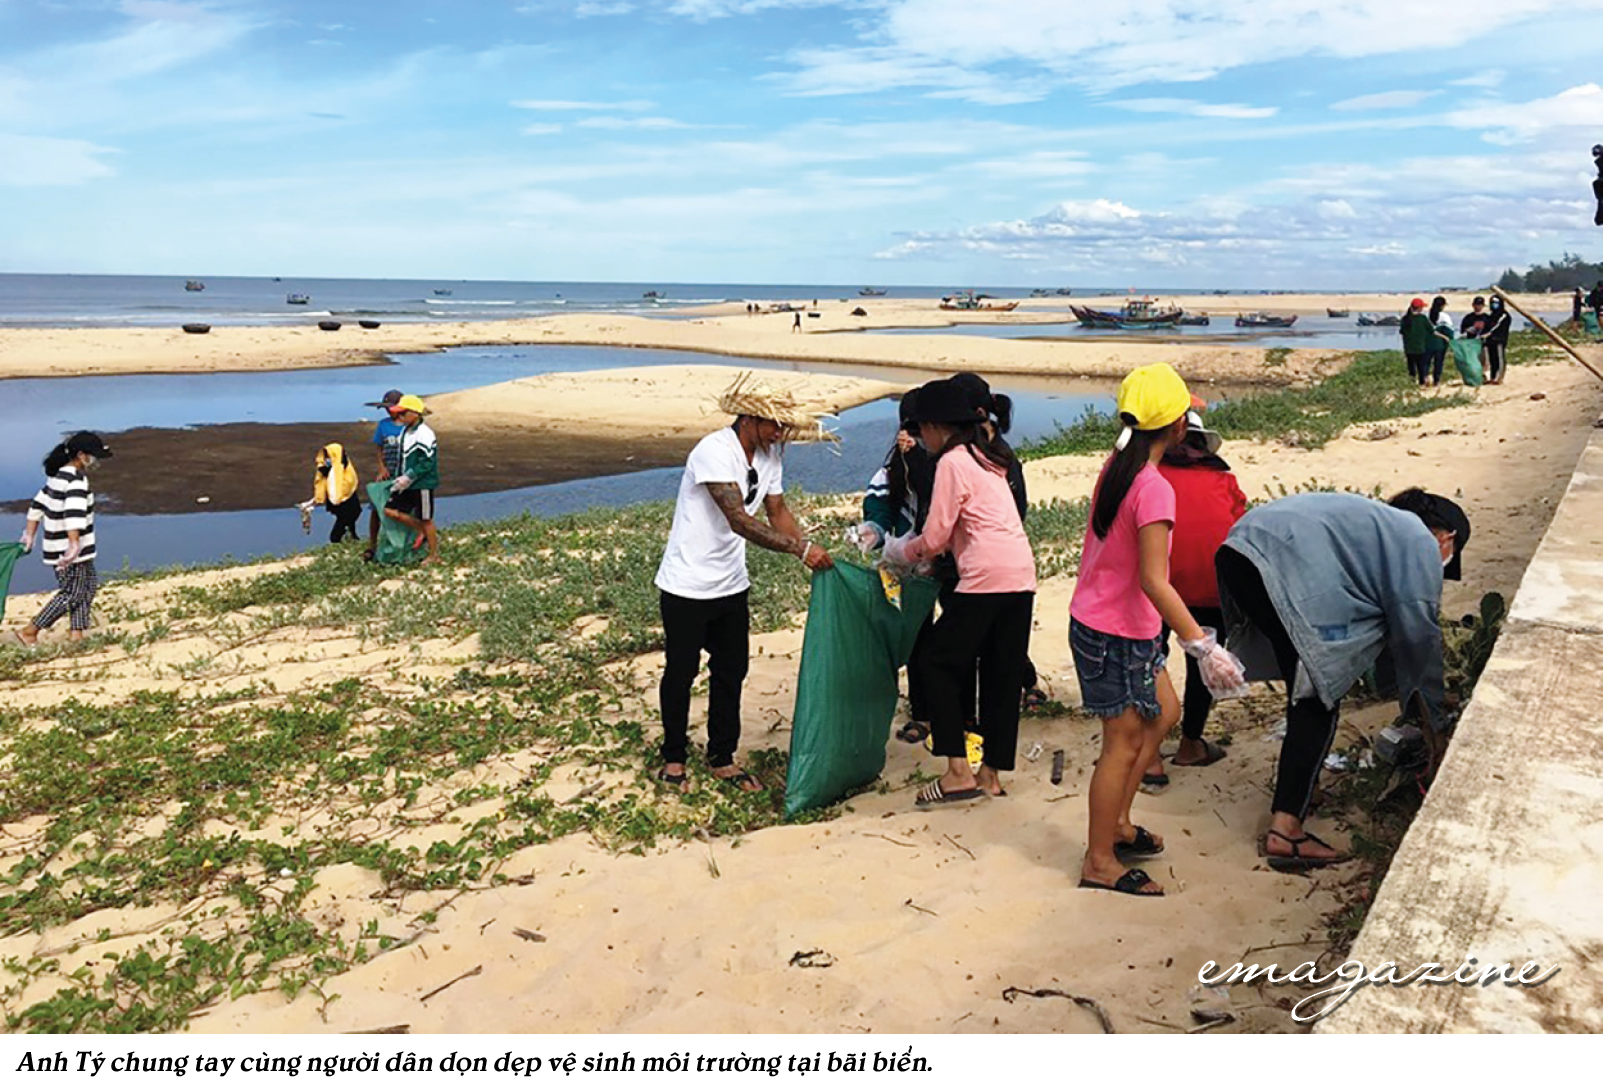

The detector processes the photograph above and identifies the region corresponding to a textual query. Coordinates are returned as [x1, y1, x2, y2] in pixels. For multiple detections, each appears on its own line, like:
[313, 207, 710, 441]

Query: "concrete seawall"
[1320, 393, 1603, 1032]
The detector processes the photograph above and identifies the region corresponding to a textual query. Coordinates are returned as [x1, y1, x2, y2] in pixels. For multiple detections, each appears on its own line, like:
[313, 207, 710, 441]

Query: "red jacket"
[1156, 461, 1248, 608]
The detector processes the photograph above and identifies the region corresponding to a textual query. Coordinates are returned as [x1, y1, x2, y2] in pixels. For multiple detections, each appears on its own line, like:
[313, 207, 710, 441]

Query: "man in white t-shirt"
[655, 377, 834, 792]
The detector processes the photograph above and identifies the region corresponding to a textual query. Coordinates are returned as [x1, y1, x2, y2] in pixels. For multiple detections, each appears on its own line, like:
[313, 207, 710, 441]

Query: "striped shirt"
[28, 466, 96, 565]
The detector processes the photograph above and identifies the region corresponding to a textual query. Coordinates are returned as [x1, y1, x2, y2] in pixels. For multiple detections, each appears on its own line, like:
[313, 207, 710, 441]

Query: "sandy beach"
[0, 292, 1567, 386]
[2, 295, 1600, 1032]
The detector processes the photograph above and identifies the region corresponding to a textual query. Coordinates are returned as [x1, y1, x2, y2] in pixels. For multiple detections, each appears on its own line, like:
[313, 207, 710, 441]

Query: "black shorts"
[385, 488, 435, 521]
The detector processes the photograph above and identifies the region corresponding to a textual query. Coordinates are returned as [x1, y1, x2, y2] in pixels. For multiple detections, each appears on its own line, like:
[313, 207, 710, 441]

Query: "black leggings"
[327, 496, 362, 543]
[916, 591, 1033, 771]
[1215, 549, 1340, 820]
[906, 580, 1037, 726]
[1484, 341, 1507, 383]
[659, 589, 749, 768]
[1161, 606, 1225, 741]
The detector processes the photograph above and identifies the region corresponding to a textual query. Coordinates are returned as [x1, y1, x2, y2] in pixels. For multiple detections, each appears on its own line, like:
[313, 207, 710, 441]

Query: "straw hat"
[716, 372, 837, 443]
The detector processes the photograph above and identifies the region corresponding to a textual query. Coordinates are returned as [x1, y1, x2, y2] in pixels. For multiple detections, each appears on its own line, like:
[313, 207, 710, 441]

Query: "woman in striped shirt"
[16, 431, 113, 645]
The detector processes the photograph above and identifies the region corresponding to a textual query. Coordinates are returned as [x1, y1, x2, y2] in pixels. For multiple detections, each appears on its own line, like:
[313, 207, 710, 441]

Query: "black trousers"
[906, 579, 1037, 726]
[1215, 549, 1339, 820]
[327, 496, 362, 543]
[659, 589, 749, 768]
[1160, 606, 1226, 741]
[917, 591, 1033, 771]
[1484, 341, 1507, 383]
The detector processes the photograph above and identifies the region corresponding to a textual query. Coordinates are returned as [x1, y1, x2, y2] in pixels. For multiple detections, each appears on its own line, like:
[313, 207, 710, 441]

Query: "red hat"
[1410, 297, 1425, 308]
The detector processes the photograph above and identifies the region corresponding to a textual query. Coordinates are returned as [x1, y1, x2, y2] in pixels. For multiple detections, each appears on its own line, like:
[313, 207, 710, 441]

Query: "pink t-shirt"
[905, 446, 1036, 594]
[1069, 464, 1175, 638]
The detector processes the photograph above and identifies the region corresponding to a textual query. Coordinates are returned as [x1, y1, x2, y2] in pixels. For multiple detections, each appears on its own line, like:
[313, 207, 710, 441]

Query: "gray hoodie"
[1220, 492, 1445, 724]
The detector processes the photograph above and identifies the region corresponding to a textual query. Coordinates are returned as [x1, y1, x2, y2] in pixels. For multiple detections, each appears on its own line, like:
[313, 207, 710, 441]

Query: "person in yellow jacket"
[299, 443, 362, 543]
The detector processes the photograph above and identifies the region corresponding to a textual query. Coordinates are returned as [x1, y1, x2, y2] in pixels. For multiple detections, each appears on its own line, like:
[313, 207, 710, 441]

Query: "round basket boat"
[358, 319, 381, 329]
[318, 320, 342, 331]
[181, 323, 211, 334]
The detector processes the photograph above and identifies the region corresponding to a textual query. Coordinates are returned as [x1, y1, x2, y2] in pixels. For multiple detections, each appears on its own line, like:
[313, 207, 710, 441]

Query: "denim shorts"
[1070, 617, 1168, 721]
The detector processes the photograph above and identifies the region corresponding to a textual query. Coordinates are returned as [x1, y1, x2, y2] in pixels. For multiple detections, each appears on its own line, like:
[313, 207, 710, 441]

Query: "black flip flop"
[895, 721, 931, 744]
[1079, 868, 1164, 896]
[1172, 738, 1228, 768]
[1114, 826, 1164, 861]
[1262, 829, 1349, 872]
[714, 769, 765, 794]
[1141, 771, 1170, 789]
[915, 781, 986, 807]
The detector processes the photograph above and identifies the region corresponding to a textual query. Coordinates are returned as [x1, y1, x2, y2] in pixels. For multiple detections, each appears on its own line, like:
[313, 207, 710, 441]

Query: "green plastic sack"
[365, 482, 427, 564]
[1449, 336, 1484, 387]
[0, 542, 23, 623]
[1584, 311, 1602, 339]
[784, 559, 939, 817]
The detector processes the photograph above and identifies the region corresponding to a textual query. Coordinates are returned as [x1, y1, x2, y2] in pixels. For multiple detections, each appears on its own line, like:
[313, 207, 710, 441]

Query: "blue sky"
[3, 0, 1602, 287]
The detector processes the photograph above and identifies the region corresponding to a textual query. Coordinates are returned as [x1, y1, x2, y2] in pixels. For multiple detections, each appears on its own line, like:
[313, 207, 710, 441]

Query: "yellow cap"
[393, 394, 430, 415]
[1115, 363, 1190, 432]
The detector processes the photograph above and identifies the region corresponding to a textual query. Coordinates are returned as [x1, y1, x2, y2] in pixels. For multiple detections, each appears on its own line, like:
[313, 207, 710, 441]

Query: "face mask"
[83, 455, 98, 471]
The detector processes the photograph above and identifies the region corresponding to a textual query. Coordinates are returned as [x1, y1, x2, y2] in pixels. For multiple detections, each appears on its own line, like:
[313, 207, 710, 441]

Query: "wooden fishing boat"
[940, 291, 1018, 312]
[858, 287, 887, 296]
[1070, 298, 1182, 329]
[286, 293, 310, 305]
[1327, 308, 1350, 318]
[1235, 312, 1297, 328]
[1176, 312, 1210, 326]
[432, 288, 453, 297]
[184, 280, 205, 292]
[1356, 313, 1401, 327]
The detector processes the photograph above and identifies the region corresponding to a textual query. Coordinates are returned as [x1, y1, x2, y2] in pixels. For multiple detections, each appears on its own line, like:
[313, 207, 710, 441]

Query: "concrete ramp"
[1320, 415, 1603, 1032]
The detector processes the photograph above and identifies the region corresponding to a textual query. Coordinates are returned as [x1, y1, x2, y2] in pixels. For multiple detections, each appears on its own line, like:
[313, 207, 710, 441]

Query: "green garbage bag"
[365, 482, 427, 564]
[784, 559, 939, 817]
[1449, 336, 1484, 387]
[0, 542, 23, 623]
[1584, 311, 1602, 340]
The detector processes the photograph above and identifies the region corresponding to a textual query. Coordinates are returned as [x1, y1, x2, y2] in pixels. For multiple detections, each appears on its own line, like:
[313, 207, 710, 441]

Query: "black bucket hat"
[909, 378, 982, 425]
[65, 431, 113, 459]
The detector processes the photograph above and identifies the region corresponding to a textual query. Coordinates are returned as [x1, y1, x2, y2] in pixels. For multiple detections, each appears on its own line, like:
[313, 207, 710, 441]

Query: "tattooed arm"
[707, 484, 834, 570]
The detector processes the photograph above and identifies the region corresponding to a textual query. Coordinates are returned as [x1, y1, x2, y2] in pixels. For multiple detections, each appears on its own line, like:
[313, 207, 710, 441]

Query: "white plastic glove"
[390, 474, 412, 494]
[19, 526, 35, 554]
[55, 539, 81, 571]
[1180, 628, 1250, 699]
[852, 521, 883, 554]
[882, 532, 915, 568]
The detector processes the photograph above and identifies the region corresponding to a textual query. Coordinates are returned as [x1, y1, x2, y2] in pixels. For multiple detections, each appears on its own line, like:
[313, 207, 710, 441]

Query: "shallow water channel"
[2, 346, 1114, 593]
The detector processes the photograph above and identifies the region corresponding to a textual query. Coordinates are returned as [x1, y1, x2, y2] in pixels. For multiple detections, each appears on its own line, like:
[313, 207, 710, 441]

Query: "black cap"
[1432, 494, 1471, 581]
[909, 378, 982, 425]
[65, 431, 113, 459]
[897, 388, 921, 429]
[365, 389, 404, 408]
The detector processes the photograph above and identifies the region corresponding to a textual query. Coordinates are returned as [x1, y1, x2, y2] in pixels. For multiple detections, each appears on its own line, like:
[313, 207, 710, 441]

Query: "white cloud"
[521, 123, 563, 136]
[1349, 242, 1406, 256]
[1330, 90, 1435, 111]
[756, 0, 1603, 95]
[1109, 98, 1278, 119]
[510, 98, 656, 111]
[575, 116, 695, 129]
[1450, 69, 1505, 88]
[1318, 199, 1357, 219]
[575, 1, 637, 14]
[0, 133, 117, 186]
[1443, 83, 1603, 145]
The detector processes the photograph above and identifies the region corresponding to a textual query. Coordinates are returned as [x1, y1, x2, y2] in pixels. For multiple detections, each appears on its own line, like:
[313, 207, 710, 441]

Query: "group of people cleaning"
[10, 389, 442, 648]
[1399, 294, 1511, 387]
[658, 365, 1468, 898]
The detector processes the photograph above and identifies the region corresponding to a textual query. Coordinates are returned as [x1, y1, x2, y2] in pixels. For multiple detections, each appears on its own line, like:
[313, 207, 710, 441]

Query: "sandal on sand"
[895, 721, 931, 744]
[1022, 686, 1049, 711]
[915, 781, 986, 807]
[1079, 868, 1163, 896]
[1172, 738, 1228, 767]
[1140, 771, 1170, 789]
[656, 767, 688, 787]
[714, 769, 764, 793]
[1261, 829, 1349, 872]
[1114, 826, 1164, 861]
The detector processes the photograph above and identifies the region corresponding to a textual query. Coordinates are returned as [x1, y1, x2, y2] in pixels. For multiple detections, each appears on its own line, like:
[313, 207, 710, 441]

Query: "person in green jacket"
[383, 394, 441, 565]
[1399, 297, 1435, 387]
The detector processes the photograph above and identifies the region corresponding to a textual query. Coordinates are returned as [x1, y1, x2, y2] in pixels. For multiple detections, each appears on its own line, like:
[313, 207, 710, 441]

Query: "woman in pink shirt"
[1069, 364, 1246, 896]
[886, 378, 1036, 805]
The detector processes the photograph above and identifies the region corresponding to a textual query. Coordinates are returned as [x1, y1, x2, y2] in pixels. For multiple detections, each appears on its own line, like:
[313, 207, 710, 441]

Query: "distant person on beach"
[1399, 298, 1434, 387]
[383, 395, 440, 565]
[792, 311, 802, 332]
[1592, 143, 1603, 225]
[1483, 296, 1512, 385]
[1423, 296, 1451, 388]
[299, 444, 362, 544]
[883, 378, 1035, 806]
[654, 375, 833, 793]
[1460, 296, 1491, 340]
[1218, 489, 1469, 870]
[15, 432, 113, 646]
[1144, 400, 1247, 787]
[364, 389, 405, 562]
[1069, 364, 1247, 896]
[1588, 282, 1603, 323]
[1575, 287, 1586, 324]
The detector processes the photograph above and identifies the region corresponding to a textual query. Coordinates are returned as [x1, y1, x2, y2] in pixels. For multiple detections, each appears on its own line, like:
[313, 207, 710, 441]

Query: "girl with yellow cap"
[1068, 364, 1247, 896]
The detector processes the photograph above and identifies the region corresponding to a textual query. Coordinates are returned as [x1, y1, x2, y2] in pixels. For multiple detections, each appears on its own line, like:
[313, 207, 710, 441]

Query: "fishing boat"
[939, 291, 1019, 312]
[1356, 313, 1402, 327]
[1235, 313, 1297, 328]
[858, 287, 887, 296]
[1029, 289, 1050, 298]
[1069, 298, 1182, 330]
[1176, 312, 1210, 326]
[1054, 288, 1074, 296]
[642, 290, 663, 300]
[286, 293, 311, 305]
[317, 320, 342, 331]
[1327, 308, 1350, 318]
[184, 280, 205, 292]
[433, 288, 453, 297]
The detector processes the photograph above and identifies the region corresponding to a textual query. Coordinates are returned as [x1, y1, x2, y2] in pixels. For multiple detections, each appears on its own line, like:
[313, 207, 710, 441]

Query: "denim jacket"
[1220, 493, 1445, 724]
